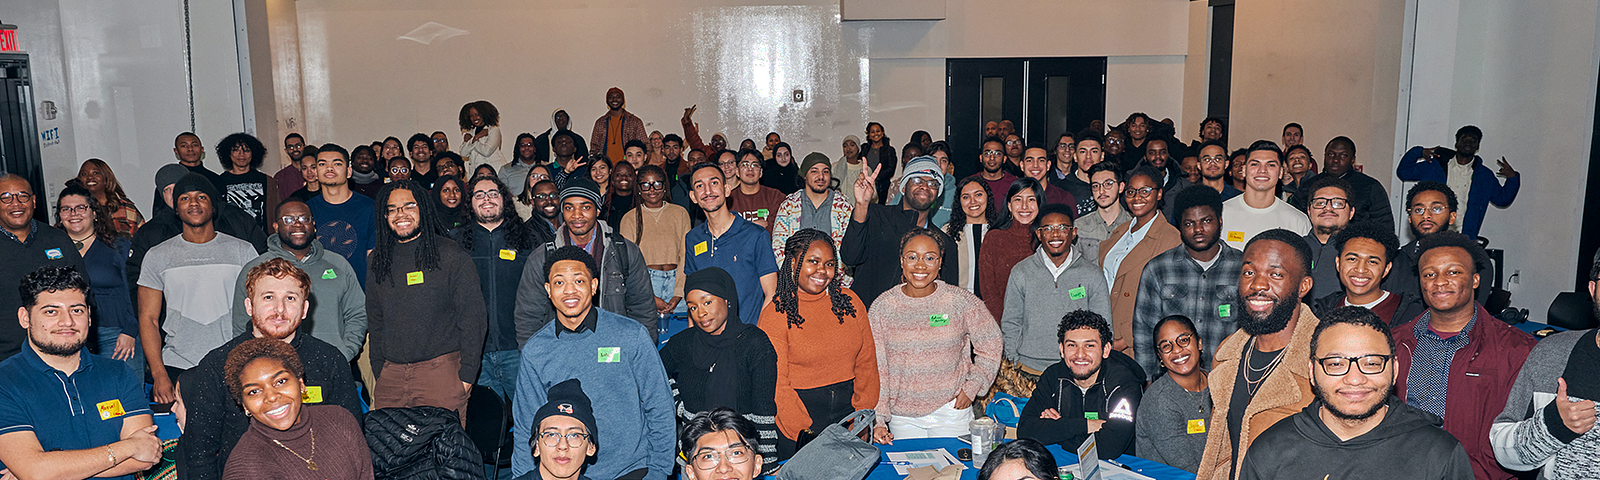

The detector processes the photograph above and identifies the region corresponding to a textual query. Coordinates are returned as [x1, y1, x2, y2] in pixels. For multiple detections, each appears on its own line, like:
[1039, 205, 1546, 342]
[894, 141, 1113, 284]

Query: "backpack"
[363, 406, 486, 480]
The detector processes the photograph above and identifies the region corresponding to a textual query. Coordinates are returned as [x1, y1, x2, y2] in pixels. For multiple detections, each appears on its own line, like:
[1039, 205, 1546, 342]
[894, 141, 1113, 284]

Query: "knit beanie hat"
[561, 177, 602, 205]
[534, 378, 599, 447]
[684, 267, 739, 321]
[800, 152, 831, 174]
[843, 135, 861, 148]
[172, 172, 220, 219]
[154, 164, 190, 190]
[899, 156, 943, 191]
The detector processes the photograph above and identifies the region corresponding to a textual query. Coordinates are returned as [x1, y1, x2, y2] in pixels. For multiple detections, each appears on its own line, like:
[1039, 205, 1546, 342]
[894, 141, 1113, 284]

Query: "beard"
[1313, 381, 1388, 421]
[395, 225, 421, 242]
[255, 316, 296, 340]
[33, 332, 85, 357]
[1071, 362, 1103, 382]
[1314, 224, 1344, 237]
[1235, 291, 1298, 336]
[282, 231, 318, 251]
[473, 206, 506, 225]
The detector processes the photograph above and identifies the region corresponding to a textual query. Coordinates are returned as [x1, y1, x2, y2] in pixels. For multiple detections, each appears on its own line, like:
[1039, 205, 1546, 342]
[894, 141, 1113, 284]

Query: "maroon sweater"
[223, 405, 374, 480]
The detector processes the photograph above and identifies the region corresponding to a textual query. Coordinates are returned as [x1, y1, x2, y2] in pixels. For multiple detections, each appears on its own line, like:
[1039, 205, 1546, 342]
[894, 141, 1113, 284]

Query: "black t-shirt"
[288, 187, 320, 203]
[217, 170, 273, 232]
[1562, 329, 1600, 401]
[1229, 342, 1285, 479]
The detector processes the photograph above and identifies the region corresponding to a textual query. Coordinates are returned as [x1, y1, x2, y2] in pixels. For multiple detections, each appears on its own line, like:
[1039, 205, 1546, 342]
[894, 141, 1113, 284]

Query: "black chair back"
[1548, 291, 1598, 331]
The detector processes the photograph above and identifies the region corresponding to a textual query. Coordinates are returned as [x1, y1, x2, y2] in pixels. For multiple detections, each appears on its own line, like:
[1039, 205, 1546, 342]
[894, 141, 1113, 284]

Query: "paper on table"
[885, 449, 962, 476]
[1093, 460, 1157, 480]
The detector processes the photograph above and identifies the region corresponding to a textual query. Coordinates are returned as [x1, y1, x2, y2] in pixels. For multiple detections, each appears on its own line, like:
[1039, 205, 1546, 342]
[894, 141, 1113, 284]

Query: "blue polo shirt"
[684, 214, 779, 325]
[0, 346, 150, 479]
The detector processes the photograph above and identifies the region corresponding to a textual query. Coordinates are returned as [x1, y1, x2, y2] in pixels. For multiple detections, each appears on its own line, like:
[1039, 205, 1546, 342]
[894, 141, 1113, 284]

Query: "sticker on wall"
[40, 127, 61, 148]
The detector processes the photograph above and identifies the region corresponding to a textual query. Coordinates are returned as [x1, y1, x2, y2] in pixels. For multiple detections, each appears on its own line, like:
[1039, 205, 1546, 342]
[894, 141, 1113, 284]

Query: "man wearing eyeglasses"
[1236, 307, 1471, 480]
[1301, 176, 1356, 301]
[522, 378, 601, 480]
[229, 200, 366, 361]
[679, 408, 765, 480]
[0, 175, 89, 362]
[967, 137, 1018, 202]
[305, 144, 376, 288]
[450, 176, 535, 401]
[1192, 141, 1243, 202]
[1219, 141, 1312, 251]
[726, 149, 785, 231]
[1391, 231, 1534, 480]
[1074, 142, 1130, 246]
[1385, 182, 1491, 305]
[1292, 137, 1394, 234]
[1001, 204, 1111, 394]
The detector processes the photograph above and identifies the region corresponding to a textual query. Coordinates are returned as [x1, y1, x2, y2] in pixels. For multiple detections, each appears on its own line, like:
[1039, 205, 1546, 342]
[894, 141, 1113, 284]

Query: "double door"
[946, 57, 1106, 179]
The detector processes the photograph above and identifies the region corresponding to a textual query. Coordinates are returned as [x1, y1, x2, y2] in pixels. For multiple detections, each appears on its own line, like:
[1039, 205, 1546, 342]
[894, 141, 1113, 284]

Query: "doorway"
[0, 53, 46, 222]
[946, 57, 1107, 179]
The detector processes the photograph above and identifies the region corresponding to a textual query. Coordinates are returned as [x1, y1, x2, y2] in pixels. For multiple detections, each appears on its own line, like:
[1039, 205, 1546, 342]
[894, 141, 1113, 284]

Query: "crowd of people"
[0, 86, 1593, 480]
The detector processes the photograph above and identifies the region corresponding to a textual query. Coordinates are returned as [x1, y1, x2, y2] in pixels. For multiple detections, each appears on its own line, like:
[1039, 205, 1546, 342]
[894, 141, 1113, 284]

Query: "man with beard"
[0, 267, 160, 480]
[526, 179, 562, 244]
[1301, 176, 1355, 301]
[1308, 222, 1426, 327]
[1386, 182, 1491, 305]
[1293, 137, 1394, 233]
[366, 180, 487, 419]
[999, 205, 1111, 398]
[453, 176, 537, 400]
[178, 258, 362, 480]
[1491, 249, 1600, 480]
[0, 175, 89, 362]
[502, 133, 542, 197]
[1017, 310, 1143, 458]
[842, 157, 958, 306]
[274, 133, 307, 200]
[726, 149, 784, 231]
[230, 200, 366, 360]
[1193, 141, 1242, 201]
[590, 87, 647, 166]
[137, 173, 259, 405]
[968, 138, 1017, 210]
[682, 163, 778, 325]
[1393, 231, 1535, 480]
[771, 153, 853, 269]
[347, 144, 385, 198]
[1002, 134, 1025, 175]
[306, 144, 376, 287]
[515, 178, 656, 343]
[1195, 228, 1322, 480]
[407, 133, 438, 188]
[1132, 186, 1244, 375]
[1237, 307, 1471, 480]
[1396, 125, 1519, 238]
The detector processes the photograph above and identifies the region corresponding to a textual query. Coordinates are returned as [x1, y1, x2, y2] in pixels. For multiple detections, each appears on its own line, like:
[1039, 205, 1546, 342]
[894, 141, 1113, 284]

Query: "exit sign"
[0, 30, 16, 52]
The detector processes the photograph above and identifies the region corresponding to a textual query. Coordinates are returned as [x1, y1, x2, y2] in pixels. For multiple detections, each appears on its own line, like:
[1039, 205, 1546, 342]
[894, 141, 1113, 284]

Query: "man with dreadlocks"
[757, 228, 879, 460]
[366, 180, 487, 422]
[451, 175, 536, 401]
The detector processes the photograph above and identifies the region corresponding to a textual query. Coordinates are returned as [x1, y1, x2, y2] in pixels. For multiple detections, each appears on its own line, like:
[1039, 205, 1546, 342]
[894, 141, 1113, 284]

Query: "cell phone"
[957, 448, 972, 462]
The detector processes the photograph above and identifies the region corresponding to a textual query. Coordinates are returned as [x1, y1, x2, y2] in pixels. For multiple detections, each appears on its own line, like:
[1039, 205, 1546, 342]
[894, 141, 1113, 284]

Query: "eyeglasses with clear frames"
[690, 444, 753, 471]
[537, 431, 591, 448]
[982, 149, 1003, 156]
[279, 215, 312, 225]
[1316, 354, 1390, 376]
[1408, 205, 1448, 216]
[1037, 224, 1073, 233]
[1090, 180, 1119, 191]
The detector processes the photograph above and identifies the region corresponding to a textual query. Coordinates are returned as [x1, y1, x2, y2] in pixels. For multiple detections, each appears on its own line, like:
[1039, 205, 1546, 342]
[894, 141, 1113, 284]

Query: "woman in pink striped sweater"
[869, 227, 1004, 442]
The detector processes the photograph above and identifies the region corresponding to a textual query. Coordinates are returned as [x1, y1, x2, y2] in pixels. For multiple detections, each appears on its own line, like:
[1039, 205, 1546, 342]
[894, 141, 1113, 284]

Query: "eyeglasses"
[982, 150, 1003, 156]
[1316, 354, 1390, 376]
[57, 204, 92, 214]
[471, 190, 502, 200]
[389, 167, 410, 174]
[738, 161, 761, 169]
[1200, 156, 1227, 165]
[1037, 224, 1073, 233]
[1156, 333, 1194, 355]
[718, 158, 738, 166]
[537, 431, 591, 448]
[1308, 198, 1349, 210]
[906, 177, 940, 189]
[1090, 180, 1120, 191]
[532, 193, 559, 201]
[0, 192, 33, 205]
[637, 181, 666, 191]
[1005, 140, 1022, 146]
[1123, 186, 1156, 198]
[900, 252, 942, 264]
[1408, 205, 1448, 216]
[689, 445, 754, 471]
[279, 215, 312, 225]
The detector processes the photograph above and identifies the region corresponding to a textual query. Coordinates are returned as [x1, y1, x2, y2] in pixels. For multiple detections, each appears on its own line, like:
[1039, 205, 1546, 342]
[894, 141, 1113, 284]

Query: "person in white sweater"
[1220, 141, 1311, 250]
[459, 100, 505, 169]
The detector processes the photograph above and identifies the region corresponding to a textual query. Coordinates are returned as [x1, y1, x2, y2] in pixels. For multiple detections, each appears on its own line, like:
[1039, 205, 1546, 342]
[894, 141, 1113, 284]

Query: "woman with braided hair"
[757, 228, 878, 460]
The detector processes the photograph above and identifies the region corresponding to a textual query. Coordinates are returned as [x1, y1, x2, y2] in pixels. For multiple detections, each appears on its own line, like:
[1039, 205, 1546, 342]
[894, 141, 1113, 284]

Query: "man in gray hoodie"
[999, 203, 1111, 393]
[230, 199, 367, 360]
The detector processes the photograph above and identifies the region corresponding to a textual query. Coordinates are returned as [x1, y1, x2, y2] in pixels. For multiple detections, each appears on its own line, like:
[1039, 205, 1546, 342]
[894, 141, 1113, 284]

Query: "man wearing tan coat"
[1098, 166, 1181, 357]
[1195, 228, 1322, 480]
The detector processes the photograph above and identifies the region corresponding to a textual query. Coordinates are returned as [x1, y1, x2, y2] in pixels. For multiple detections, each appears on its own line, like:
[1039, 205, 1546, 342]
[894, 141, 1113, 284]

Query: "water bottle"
[969, 416, 998, 466]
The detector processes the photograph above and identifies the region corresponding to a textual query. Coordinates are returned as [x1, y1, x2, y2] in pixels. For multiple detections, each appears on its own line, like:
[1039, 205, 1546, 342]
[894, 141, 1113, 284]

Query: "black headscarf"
[682, 267, 751, 411]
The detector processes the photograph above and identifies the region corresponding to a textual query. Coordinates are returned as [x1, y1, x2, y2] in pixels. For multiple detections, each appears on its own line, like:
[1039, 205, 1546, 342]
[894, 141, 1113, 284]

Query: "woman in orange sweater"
[758, 228, 879, 460]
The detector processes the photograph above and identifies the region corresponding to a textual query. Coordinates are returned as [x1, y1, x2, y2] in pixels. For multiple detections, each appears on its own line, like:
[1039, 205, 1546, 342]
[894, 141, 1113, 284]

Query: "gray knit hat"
[561, 177, 602, 205]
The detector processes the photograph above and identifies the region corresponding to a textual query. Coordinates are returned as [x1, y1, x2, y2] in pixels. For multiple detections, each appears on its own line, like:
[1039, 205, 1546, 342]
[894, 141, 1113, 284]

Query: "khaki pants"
[373, 351, 470, 427]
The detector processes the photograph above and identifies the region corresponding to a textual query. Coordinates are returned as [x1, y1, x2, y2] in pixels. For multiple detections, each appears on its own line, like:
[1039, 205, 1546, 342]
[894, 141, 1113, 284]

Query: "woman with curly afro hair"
[756, 228, 878, 460]
[221, 337, 372, 479]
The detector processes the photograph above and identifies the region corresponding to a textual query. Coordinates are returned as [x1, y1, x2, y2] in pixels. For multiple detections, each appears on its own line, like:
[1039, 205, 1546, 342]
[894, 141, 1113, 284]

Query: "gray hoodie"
[231, 234, 368, 360]
[1001, 247, 1112, 372]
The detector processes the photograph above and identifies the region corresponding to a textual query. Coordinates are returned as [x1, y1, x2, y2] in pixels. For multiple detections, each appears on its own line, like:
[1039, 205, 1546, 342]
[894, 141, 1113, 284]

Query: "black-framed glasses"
[1308, 198, 1349, 210]
[1408, 205, 1448, 216]
[690, 445, 754, 471]
[637, 181, 666, 191]
[1090, 180, 1119, 191]
[532, 193, 559, 201]
[471, 190, 502, 200]
[537, 431, 591, 448]
[57, 204, 92, 215]
[279, 215, 312, 225]
[1123, 186, 1156, 198]
[1316, 354, 1391, 376]
[1156, 333, 1194, 355]
[0, 192, 33, 204]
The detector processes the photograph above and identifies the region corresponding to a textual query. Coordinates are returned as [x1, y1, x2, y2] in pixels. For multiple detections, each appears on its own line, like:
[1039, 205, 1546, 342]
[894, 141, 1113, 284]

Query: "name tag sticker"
[96, 399, 126, 420]
[45, 248, 63, 260]
[500, 249, 517, 260]
[929, 314, 950, 327]
[1218, 304, 1232, 318]
[406, 271, 424, 285]
[1226, 231, 1245, 243]
[1187, 419, 1206, 434]
[321, 269, 337, 280]
[597, 347, 621, 363]
[1069, 286, 1087, 300]
[756, 208, 770, 219]
[694, 241, 709, 256]
[302, 386, 323, 404]
[1084, 411, 1099, 420]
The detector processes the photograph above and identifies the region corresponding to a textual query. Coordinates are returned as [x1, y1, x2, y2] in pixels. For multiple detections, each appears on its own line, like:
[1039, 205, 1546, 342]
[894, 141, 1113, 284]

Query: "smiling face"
[432, 133, 450, 153]
[637, 170, 667, 207]
[57, 194, 94, 237]
[1036, 212, 1075, 259]
[1337, 237, 1391, 299]
[470, 179, 505, 224]
[685, 289, 730, 336]
[438, 180, 462, 209]
[384, 189, 421, 241]
[903, 176, 941, 212]
[562, 197, 599, 238]
[546, 259, 599, 320]
[959, 182, 989, 222]
[1308, 186, 1353, 233]
[516, 136, 538, 161]
[352, 148, 376, 174]
[387, 158, 411, 181]
[1311, 323, 1394, 421]
[1155, 320, 1202, 376]
[806, 162, 831, 194]
[715, 152, 738, 179]
[606, 89, 625, 110]
[176, 190, 214, 228]
[612, 162, 636, 195]
[381, 139, 402, 160]
[775, 145, 793, 167]
[1179, 205, 1220, 253]
[533, 182, 561, 220]
[1055, 137, 1075, 169]
[1060, 327, 1110, 382]
[238, 357, 304, 431]
[1244, 150, 1282, 192]
[1419, 246, 1479, 316]
[1123, 174, 1160, 220]
[1144, 139, 1169, 168]
[245, 274, 308, 341]
[796, 240, 837, 295]
[1237, 240, 1312, 336]
[1286, 149, 1311, 176]
[75, 163, 106, 195]
[692, 167, 727, 213]
[1021, 148, 1050, 180]
[899, 234, 942, 291]
[1282, 125, 1303, 148]
[285, 137, 306, 162]
[1201, 121, 1222, 141]
[1007, 189, 1039, 226]
[588, 159, 611, 186]
[1128, 117, 1149, 141]
[736, 153, 762, 186]
[1104, 131, 1126, 155]
[468, 107, 483, 127]
[866, 124, 885, 144]
[20, 288, 90, 357]
[535, 415, 596, 479]
[685, 430, 762, 480]
[275, 201, 316, 251]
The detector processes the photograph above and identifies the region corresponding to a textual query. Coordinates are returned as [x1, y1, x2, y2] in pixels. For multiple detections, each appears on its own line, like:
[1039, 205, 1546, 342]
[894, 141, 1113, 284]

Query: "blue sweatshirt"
[512, 308, 675, 480]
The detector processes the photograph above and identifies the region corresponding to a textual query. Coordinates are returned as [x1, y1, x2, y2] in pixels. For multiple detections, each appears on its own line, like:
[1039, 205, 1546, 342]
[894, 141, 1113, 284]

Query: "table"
[869, 437, 1195, 480]
[1514, 320, 1566, 338]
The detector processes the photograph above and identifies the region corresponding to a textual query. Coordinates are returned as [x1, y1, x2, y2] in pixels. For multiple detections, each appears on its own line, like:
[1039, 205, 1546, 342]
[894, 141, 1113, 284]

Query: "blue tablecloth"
[1515, 320, 1566, 338]
[869, 437, 1195, 480]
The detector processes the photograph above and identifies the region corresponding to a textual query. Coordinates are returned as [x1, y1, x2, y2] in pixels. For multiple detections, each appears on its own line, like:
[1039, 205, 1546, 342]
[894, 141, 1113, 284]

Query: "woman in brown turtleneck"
[222, 338, 372, 480]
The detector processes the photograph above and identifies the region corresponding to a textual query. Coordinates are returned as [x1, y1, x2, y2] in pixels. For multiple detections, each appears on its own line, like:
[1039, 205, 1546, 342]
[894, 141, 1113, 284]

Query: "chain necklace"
[271, 426, 317, 471]
[1243, 338, 1286, 397]
[69, 232, 94, 251]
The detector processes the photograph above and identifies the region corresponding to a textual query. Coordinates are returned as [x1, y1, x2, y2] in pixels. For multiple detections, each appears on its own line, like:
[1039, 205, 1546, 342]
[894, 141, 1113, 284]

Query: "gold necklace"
[270, 426, 317, 471]
[1243, 339, 1286, 397]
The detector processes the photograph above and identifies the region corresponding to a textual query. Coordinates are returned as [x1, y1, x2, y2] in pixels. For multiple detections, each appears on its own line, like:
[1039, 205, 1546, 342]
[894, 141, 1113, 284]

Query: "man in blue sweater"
[1395, 125, 1519, 238]
[514, 246, 674, 480]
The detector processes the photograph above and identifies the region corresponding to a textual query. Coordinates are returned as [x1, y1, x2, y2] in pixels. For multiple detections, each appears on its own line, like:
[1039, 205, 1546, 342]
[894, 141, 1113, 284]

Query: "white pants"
[888, 399, 975, 439]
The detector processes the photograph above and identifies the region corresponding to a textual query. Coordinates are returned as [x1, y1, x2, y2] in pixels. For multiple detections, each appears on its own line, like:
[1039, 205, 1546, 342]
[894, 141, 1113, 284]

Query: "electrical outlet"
[792, 89, 804, 102]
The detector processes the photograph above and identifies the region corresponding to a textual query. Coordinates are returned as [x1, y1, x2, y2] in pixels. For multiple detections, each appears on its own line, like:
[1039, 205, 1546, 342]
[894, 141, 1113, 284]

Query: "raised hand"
[1555, 378, 1597, 435]
[564, 155, 589, 174]
[1496, 157, 1517, 177]
[854, 163, 882, 206]
[682, 105, 697, 124]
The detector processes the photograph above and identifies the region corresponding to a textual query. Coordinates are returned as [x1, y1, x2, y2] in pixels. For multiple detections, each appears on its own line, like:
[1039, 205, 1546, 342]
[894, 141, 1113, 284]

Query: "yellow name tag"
[1187, 419, 1206, 434]
[406, 271, 424, 285]
[302, 385, 323, 404]
[1226, 231, 1245, 243]
[694, 241, 709, 256]
[96, 399, 126, 420]
[499, 249, 517, 260]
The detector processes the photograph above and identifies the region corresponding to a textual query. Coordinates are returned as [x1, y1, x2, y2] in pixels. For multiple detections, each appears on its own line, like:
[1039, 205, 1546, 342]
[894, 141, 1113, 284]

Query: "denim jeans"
[93, 327, 145, 377]
[648, 268, 686, 313]
[477, 350, 521, 402]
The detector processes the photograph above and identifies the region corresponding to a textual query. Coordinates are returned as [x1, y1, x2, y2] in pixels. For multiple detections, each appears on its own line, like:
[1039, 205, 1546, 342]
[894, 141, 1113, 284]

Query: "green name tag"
[1218, 304, 1232, 318]
[1084, 411, 1099, 420]
[929, 314, 950, 327]
[756, 208, 770, 218]
[1068, 286, 1087, 300]
[597, 347, 621, 363]
[322, 269, 337, 280]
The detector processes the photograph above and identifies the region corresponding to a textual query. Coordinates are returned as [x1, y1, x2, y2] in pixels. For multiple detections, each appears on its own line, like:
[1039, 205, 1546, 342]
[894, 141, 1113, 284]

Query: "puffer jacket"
[364, 406, 485, 480]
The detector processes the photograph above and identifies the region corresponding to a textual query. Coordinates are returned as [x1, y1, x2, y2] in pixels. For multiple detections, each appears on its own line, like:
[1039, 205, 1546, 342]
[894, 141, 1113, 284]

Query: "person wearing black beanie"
[517, 378, 599, 480]
[658, 267, 780, 473]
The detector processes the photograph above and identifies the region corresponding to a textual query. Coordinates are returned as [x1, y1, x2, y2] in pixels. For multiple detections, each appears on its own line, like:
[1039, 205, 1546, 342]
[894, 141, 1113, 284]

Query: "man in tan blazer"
[1098, 166, 1182, 357]
[1195, 228, 1322, 480]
